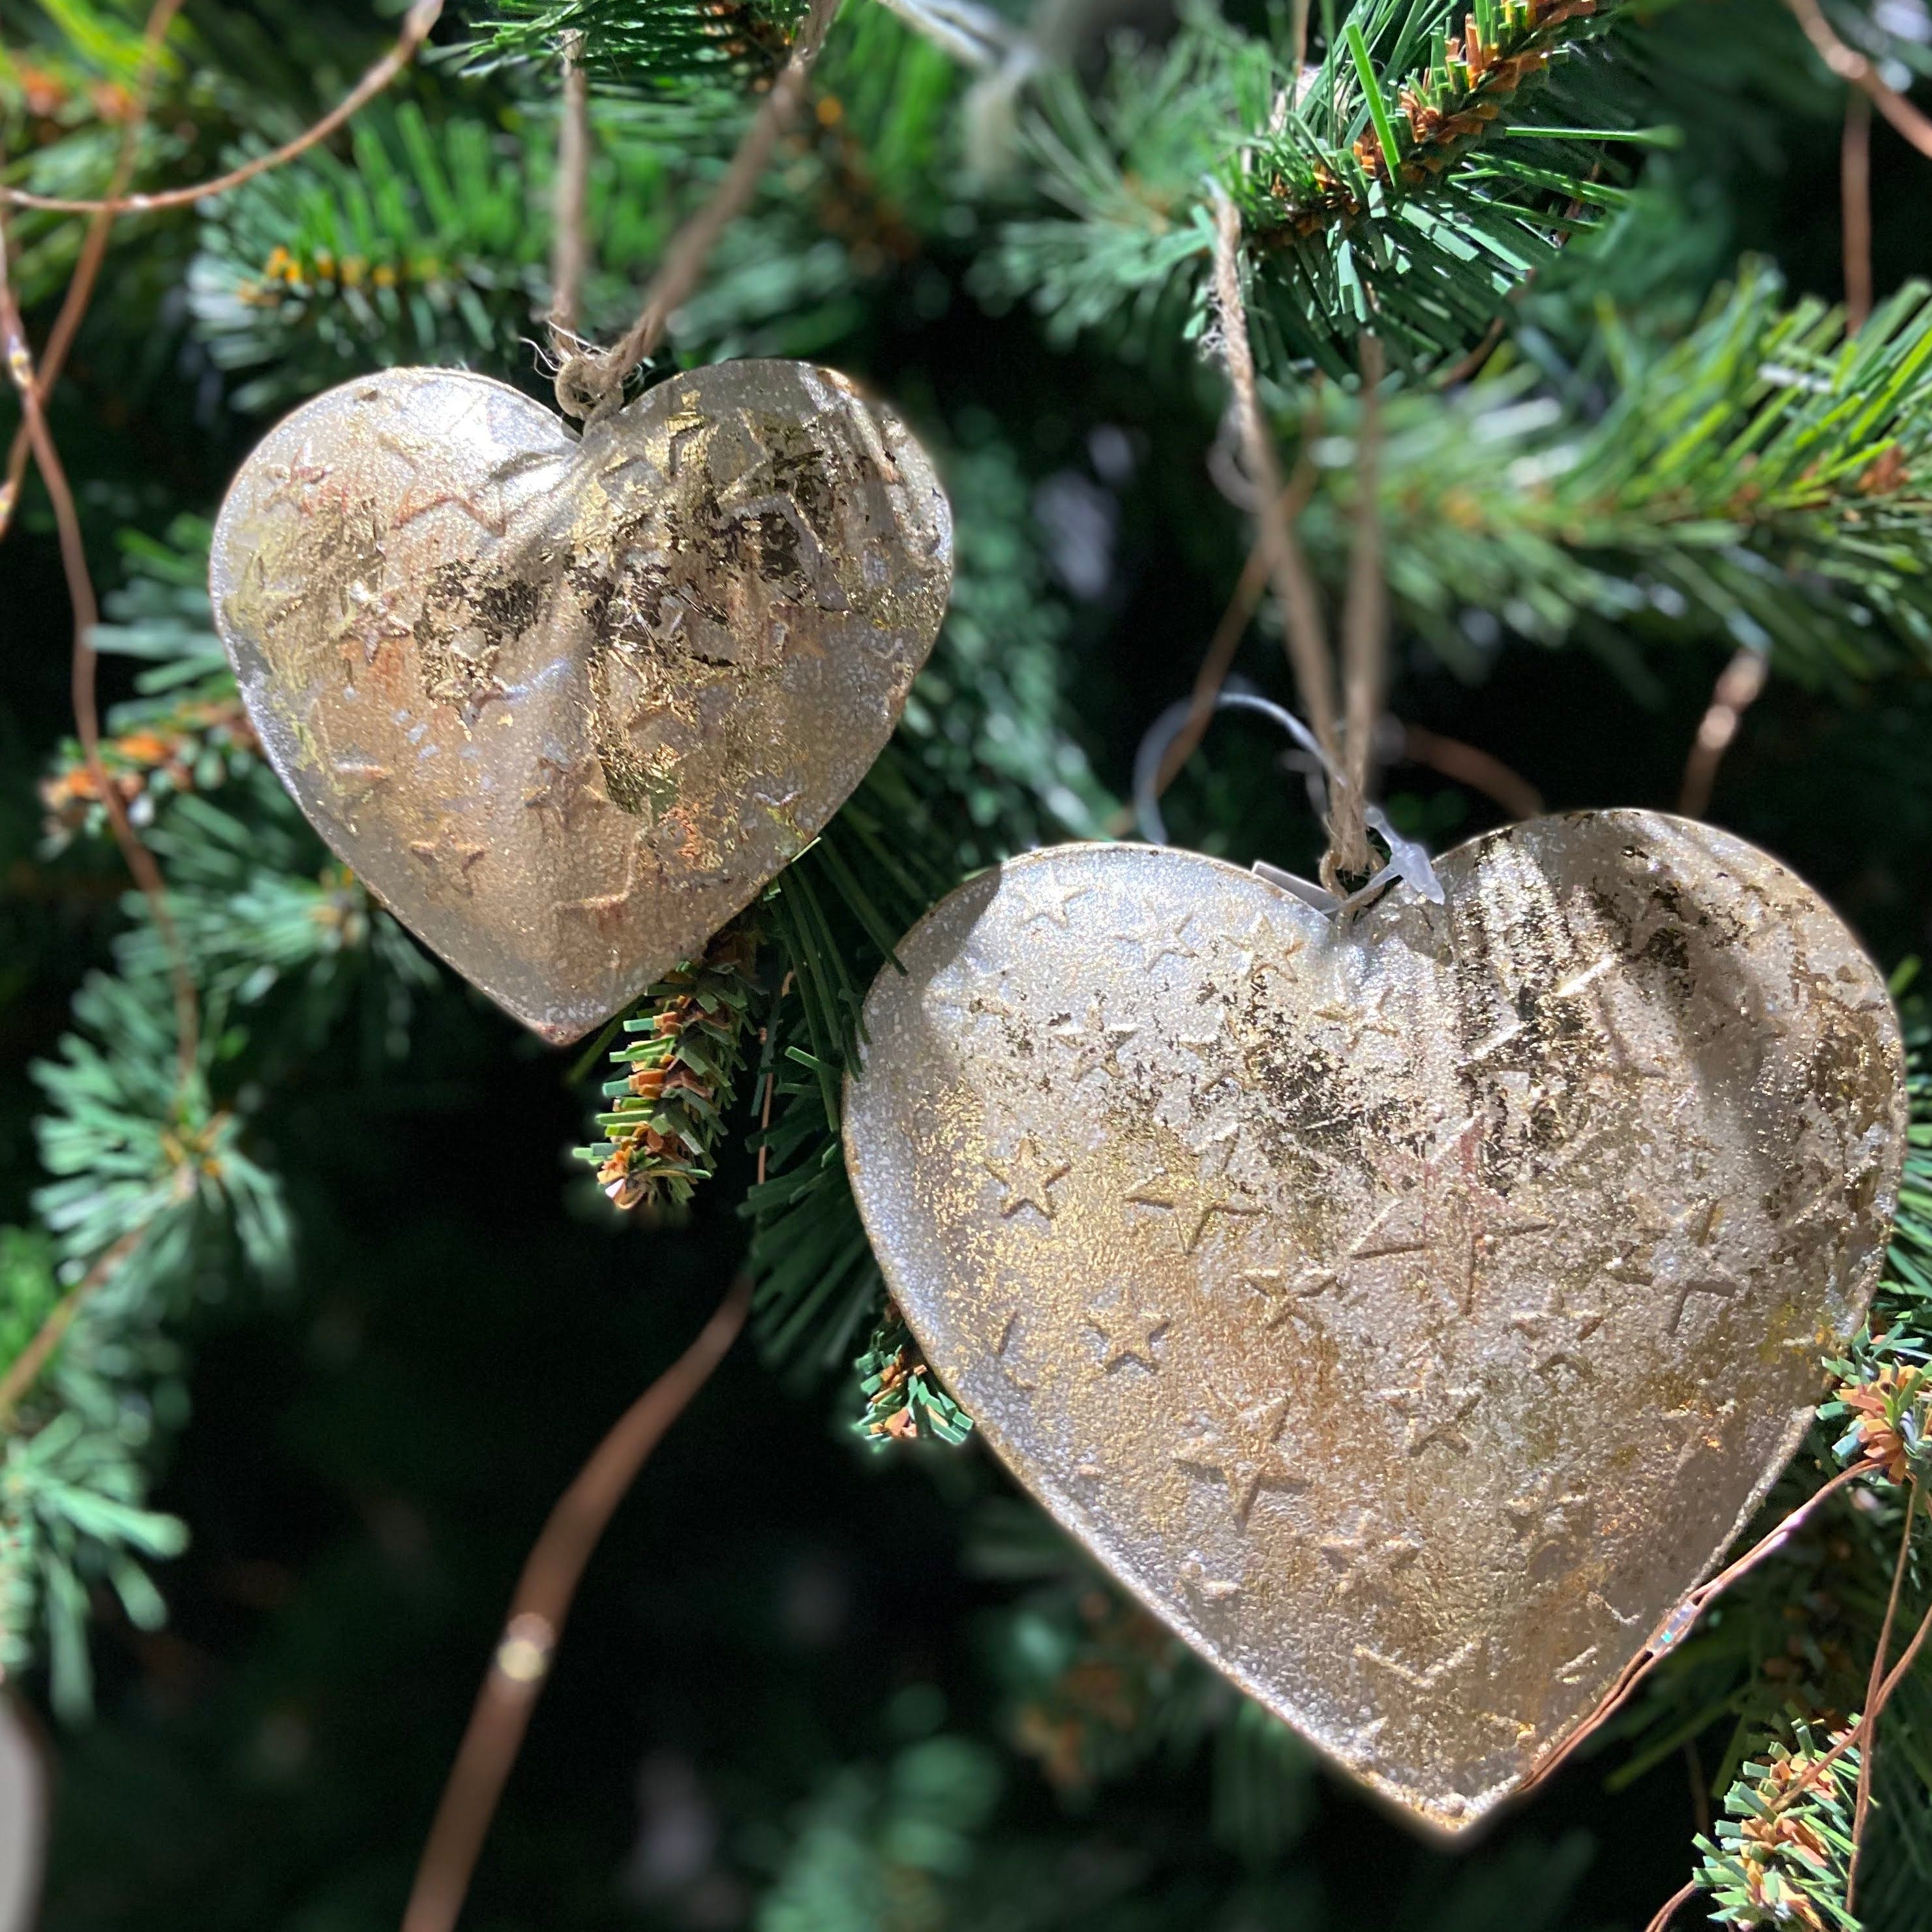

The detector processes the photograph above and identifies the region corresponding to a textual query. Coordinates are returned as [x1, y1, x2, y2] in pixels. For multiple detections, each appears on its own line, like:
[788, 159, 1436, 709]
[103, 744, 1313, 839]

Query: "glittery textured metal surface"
[210, 361, 951, 1043]
[843, 813, 1905, 1835]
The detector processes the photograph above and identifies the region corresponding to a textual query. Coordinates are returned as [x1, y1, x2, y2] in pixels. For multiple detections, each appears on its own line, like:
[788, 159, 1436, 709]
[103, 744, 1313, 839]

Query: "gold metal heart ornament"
[843, 813, 1905, 1835]
[211, 361, 951, 1042]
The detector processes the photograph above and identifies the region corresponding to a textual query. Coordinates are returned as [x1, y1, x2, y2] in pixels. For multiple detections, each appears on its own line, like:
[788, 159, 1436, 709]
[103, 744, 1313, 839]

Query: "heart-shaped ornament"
[211, 361, 951, 1042]
[843, 813, 1905, 1834]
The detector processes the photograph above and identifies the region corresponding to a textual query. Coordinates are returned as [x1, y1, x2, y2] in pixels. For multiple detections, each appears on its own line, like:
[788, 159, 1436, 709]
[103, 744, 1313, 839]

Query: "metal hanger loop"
[1131, 689, 1445, 916]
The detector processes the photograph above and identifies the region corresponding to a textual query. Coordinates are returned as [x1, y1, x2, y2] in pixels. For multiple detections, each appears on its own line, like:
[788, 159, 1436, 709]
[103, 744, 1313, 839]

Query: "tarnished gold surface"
[843, 813, 1906, 1835]
[210, 361, 951, 1042]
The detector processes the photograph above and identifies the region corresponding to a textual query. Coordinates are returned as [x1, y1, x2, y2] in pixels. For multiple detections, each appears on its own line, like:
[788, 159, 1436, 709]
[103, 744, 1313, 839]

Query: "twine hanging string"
[1208, 192, 1384, 890]
[552, 0, 843, 422]
[547, 32, 592, 356]
[1340, 330, 1387, 856]
[1207, 195, 1348, 857]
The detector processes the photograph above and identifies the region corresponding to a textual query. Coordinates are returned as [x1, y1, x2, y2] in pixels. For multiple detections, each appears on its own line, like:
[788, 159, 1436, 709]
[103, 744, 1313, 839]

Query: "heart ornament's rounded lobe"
[843, 813, 1905, 1835]
[211, 361, 951, 1043]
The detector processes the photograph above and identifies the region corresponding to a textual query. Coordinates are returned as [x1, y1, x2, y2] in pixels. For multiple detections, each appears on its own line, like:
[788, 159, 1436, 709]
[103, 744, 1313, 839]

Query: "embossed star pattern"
[1607, 1196, 1743, 1332]
[1126, 1147, 1263, 1254]
[986, 1138, 1070, 1222]
[1377, 1357, 1481, 1457]
[408, 822, 487, 898]
[1319, 1510, 1424, 1601]
[558, 839, 646, 942]
[260, 440, 333, 514]
[1242, 923, 1306, 988]
[1346, 1117, 1551, 1315]
[1239, 1261, 1339, 1329]
[1049, 996, 1138, 1081]
[379, 427, 509, 535]
[1312, 980, 1400, 1053]
[525, 753, 610, 836]
[1172, 1390, 1303, 1522]
[1012, 868, 1089, 929]
[333, 579, 413, 674]
[961, 963, 1017, 1021]
[1125, 913, 1199, 971]
[1083, 1285, 1168, 1371]
[1508, 1286, 1605, 1376]
[429, 663, 513, 732]
[1180, 1556, 1241, 1604]
[1351, 1637, 1535, 1762]
[304, 710, 389, 820]
[1503, 1468, 1590, 1550]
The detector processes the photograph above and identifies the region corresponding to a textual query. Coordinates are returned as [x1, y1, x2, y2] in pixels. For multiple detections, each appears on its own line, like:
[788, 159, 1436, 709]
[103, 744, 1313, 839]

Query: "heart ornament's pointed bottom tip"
[842, 809, 1907, 1836]
[210, 361, 952, 1043]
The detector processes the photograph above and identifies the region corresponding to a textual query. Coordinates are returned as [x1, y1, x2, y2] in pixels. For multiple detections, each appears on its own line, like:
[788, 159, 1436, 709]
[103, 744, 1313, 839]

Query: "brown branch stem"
[399, 1272, 753, 1932]
[1, 0, 444, 217]
[1785, 0, 1932, 159]
[0, 0, 183, 545]
[0, 1230, 147, 1432]
[1678, 645, 1768, 819]
[0, 219, 199, 1079]
[1642, 1879, 1701, 1932]
[1843, 90, 1873, 335]
[1847, 1475, 1920, 1909]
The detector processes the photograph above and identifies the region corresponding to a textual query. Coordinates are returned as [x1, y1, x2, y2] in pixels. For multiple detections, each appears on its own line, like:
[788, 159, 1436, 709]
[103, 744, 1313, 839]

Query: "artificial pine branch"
[851, 1305, 973, 1447]
[1249, 0, 1625, 238]
[1282, 266, 1932, 683]
[1694, 1717, 1864, 1929]
[575, 926, 759, 1213]
[457, 0, 808, 85]
[984, 0, 1649, 370]
[40, 690, 255, 846]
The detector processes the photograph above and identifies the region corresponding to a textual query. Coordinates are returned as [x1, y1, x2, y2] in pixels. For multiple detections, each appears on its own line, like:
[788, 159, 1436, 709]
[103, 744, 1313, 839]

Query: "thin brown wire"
[1642, 1878, 1700, 1932]
[1520, 1463, 1867, 1798]
[400, 1273, 752, 1932]
[1785, 0, 1932, 159]
[1149, 466, 1316, 802]
[0, 0, 185, 545]
[1847, 1475, 1921, 1910]
[0, 0, 445, 217]
[1678, 646, 1768, 817]
[1396, 723, 1543, 819]
[1843, 90, 1873, 336]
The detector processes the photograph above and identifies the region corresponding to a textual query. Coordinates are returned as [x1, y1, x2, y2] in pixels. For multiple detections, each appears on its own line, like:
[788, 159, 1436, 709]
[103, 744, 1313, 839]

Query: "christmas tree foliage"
[4, 0, 1932, 1925]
